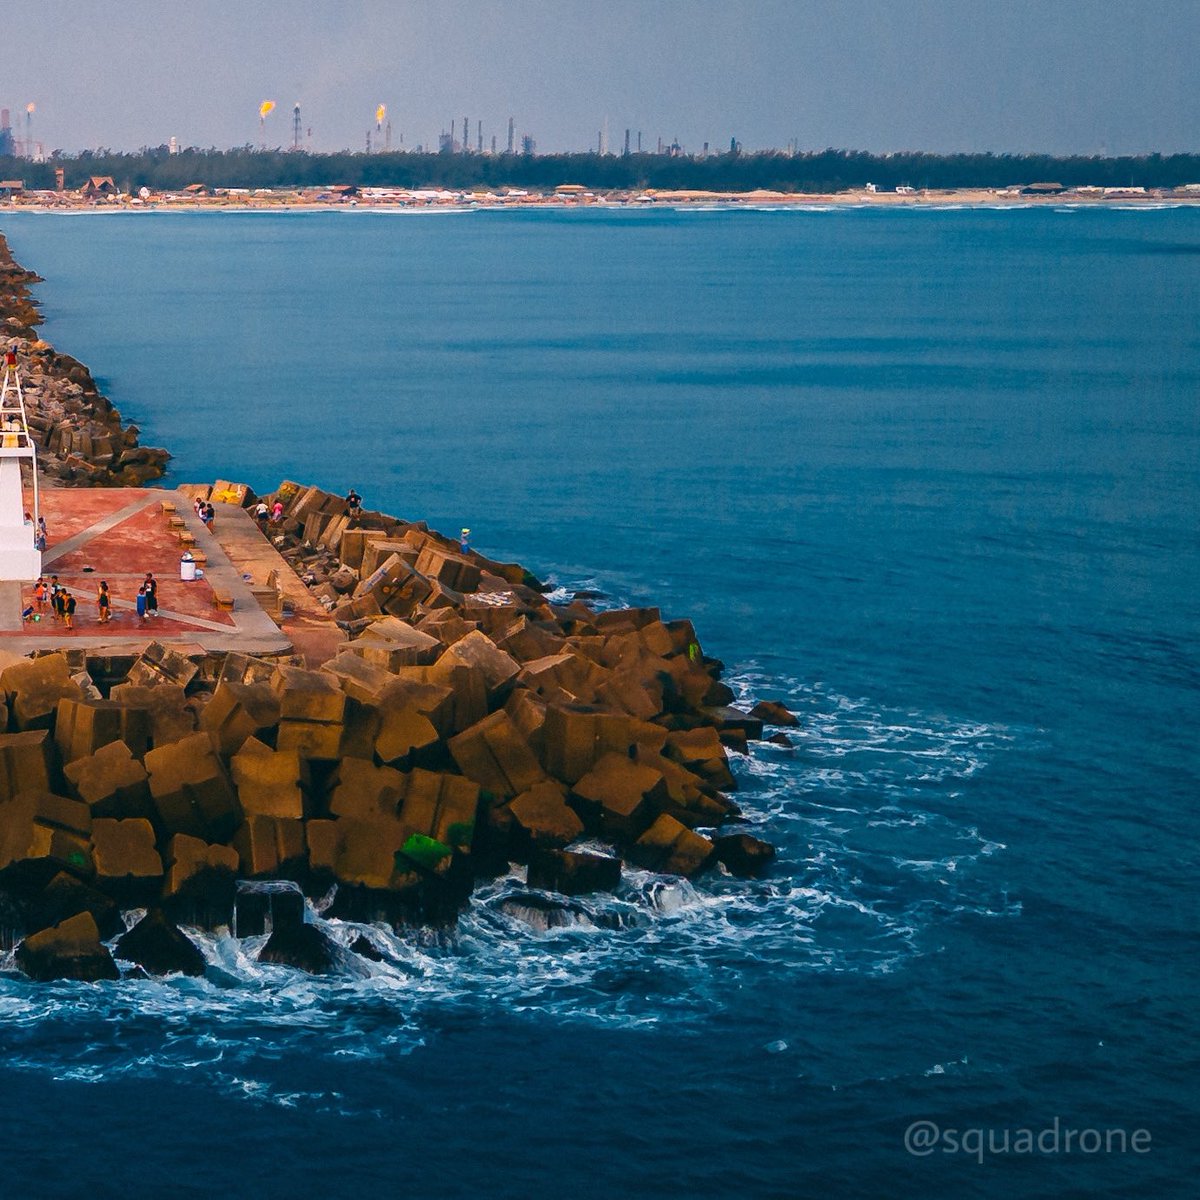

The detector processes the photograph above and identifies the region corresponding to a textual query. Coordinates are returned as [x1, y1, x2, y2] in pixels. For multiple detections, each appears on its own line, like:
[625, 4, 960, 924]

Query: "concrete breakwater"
[0, 231, 785, 983]
[0, 232, 170, 486]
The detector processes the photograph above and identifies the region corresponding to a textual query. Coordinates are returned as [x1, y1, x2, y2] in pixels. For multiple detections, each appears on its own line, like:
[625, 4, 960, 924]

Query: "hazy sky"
[6, 0, 1197, 156]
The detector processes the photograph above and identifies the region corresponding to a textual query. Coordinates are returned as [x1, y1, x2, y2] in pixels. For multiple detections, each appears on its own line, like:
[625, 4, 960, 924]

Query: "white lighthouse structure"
[0, 354, 42, 622]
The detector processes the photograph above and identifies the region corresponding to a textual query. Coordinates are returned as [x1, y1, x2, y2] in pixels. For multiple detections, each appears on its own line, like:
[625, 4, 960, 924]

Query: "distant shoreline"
[4, 188, 1199, 215]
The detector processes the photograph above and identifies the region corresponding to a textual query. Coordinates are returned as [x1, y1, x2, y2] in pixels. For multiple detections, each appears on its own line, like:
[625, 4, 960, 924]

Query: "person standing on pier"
[143, 573, 158, 618]
[63, 591, 76, 630]
[97, 580, 111, 624]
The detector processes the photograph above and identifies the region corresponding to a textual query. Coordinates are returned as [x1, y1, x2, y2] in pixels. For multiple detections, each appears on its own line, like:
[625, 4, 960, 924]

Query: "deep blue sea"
[2, 205, 1198, 1198]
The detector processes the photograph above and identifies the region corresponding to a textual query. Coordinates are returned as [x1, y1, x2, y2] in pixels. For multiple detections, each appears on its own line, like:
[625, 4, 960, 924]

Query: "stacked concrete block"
[144, 732, 241, 841]
[63, 741, 152, 819]
[437, 630, 520, 701]
[90, 817, 164, 900]
[125, 641, 199, 691]
[414, 544, 482, 593]
[272, 666, 346, 760]
[630, 814, 715, 879]
[319, 652, 398, 706]
[232, 817, 306, 878]
[199, 682, 281, 757]
[1, 654, 85, 731]
[0, 730, 53, 801]
[230, 738, 307, 820]
[55, 698, 153, 763]
[108, 683, 196, 746]
[0, 790, 94, 890]
[328, 757, 406, 823]
[448, 711, 545, 798]
[570, 752, 668, 840]
[507, 780, 584, 851]
[348, 618, 441, 670]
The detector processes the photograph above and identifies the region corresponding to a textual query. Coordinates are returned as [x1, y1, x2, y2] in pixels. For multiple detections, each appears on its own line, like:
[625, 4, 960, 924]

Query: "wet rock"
[26, 871, 123, 939]
[507, 781, 584, 852]
[630, 814, 716, 879]
[349, 933, 384, 961]
[749, 700, 799, 728]
[233, 880, 306, 937]
[258, 920, 338, 974]
[115, 908, 206, 976]
[570, 752, 667, 841]
[497, 892, 618, 931]
[714, 833, 777, 878]
[162, 833, 238, 927]
[16, 912, 120, 982]
[527, 848, 622, 896]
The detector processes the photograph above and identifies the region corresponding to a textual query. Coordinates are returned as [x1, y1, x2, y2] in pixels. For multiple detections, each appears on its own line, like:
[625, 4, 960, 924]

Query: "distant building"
[0, 180, 23, 197]
[183, 182, 209, 196]
[1021, 182, 1066, 194]
[81, 176, 118, 199]
[325, 184, 360, 200]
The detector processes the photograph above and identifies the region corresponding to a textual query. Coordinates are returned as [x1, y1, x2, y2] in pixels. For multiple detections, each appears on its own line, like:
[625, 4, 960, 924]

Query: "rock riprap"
[0, 230, 789, 980]
[0, 232, 170, 486]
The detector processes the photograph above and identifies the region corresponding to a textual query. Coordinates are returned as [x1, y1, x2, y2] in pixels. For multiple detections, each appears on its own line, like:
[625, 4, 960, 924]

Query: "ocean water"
[1, 206, 1197, 1198]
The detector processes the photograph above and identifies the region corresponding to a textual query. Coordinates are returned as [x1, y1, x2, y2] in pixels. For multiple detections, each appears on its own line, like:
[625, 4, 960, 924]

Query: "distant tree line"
[2, 146, 1199, 193]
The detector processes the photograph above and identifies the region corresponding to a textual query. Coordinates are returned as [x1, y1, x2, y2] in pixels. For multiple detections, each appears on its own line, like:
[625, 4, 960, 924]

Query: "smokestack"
[491, 134, 496, 154]
[624, 128, 630, 156]
[462, 116, 468, 153]
[507, 116, 514, 154]
[637, 131, 642, 152]
[293, 103, 302, 151]
[385, 121, 392, 151]
[477, 120, 482, 153]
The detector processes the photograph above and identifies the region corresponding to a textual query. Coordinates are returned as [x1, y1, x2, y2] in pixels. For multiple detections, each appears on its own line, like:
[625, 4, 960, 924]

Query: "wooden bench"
[167, 516, 185, 531]
[160, 501, 177, 516]
[212, 590, 234, 612]
[178, 531, 196, 549]
[188, 550, 208, 568]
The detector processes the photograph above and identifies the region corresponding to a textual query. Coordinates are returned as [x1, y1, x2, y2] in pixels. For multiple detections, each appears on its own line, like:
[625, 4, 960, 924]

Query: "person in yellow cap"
[460, 528, 470, 554]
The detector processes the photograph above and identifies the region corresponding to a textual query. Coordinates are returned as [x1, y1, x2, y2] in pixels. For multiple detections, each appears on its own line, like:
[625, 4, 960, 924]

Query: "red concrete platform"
[0, 488, 295, 656]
